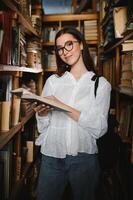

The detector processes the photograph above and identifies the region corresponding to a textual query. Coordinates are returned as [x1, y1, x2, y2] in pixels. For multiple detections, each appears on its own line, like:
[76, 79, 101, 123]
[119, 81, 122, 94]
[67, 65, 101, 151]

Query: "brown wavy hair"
[55, 27, 95, 77]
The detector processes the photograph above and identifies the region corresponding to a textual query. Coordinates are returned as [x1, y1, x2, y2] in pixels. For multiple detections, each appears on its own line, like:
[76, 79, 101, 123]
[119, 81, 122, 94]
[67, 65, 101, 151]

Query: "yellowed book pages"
[121, 71, 133, 79]
[11, 98, 21, 126]
[113, 7, 127, 38]
[11, 88, 71, 112]
[26, 141, 33, 162]
[122, 42, 133, 52]
[1, 101, 11, 132]
[123, 53, 133, 63]
[120, 79, 133, 88]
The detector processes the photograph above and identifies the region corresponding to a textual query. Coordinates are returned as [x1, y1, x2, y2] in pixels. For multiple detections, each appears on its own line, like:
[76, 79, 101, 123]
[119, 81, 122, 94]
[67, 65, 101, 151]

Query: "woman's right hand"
[32, 103, 53, 116]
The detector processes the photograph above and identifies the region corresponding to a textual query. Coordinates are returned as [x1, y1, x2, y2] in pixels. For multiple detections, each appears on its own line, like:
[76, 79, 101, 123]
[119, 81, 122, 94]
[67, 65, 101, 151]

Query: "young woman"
[34, 27, 111, 200]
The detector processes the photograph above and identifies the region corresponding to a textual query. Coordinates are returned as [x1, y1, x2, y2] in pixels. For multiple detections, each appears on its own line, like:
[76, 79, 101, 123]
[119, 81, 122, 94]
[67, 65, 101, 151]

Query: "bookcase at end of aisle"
[42, 13, 99, 73]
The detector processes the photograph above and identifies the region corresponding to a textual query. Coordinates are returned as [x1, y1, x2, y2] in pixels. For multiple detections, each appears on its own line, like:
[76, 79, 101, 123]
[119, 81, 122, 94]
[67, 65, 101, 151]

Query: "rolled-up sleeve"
[36, 113, 50, 133]
[78, 81, 111, 139]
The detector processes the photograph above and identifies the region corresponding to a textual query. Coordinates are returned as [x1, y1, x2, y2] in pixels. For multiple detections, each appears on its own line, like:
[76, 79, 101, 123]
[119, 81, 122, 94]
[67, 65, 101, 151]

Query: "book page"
[11, 88, 71, 112]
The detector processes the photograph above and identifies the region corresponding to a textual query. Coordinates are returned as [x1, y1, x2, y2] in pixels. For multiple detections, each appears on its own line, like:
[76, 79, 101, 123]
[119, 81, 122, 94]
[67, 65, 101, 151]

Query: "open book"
[11, 88, 71, 112]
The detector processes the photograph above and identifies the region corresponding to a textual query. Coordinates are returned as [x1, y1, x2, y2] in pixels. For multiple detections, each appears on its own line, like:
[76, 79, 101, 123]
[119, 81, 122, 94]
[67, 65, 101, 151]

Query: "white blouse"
[35, 71, 111, 158]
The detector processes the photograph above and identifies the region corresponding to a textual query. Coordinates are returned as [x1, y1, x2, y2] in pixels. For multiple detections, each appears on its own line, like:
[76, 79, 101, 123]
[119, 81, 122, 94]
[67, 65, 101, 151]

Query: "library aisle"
[0, 0, 133, 200]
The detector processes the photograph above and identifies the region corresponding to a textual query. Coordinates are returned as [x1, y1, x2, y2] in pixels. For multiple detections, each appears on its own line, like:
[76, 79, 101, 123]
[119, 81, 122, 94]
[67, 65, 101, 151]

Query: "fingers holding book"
[32, 103, 53, 116]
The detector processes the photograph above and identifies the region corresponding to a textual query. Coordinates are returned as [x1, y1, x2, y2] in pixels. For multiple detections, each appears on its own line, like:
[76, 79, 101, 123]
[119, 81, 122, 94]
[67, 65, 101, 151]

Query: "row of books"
[84, 20, 98, 41]
[0, 139, 34, 199]
[42, 49, 56, 70]
[122, 40, 133, 52]
[42, 47, 98, 71]
[0, 74, 37, 132]
[101, 5, 132, 47]
[42, 27, 59, 43]
[31, 14, 42, 36]
[102, 56, 116, 87]
[120, 52, 133, 88]
[0, 10, 42, 68]
[42, 20, 98, 43]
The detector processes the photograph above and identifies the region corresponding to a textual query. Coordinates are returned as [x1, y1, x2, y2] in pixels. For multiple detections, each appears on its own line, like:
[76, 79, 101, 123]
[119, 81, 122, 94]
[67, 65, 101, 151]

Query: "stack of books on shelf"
[122, 40, 133, 52]
[102, 6, 115, 46]
[120, 52, 133, 88]
[31, 14, 42, 35]
[19, 0, 32, 23]
[48, 50, 56, 69]
[0, 11, 12, 65]
[42, 27, 58, 43]
[26, 40, 42, 69]
[20, 31, 27, 66]
[42, 49, 56, 71]
[11, 13, 21, 66]
[84, 20, 98, 41]
[102, 56, 116, 87]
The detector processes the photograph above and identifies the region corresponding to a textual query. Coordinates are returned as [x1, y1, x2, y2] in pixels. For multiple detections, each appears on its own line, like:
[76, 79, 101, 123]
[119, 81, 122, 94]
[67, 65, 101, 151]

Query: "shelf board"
[86, 40, 98, 45]
[43, 13, 98, 22]
[0, 64, 43, 74]
[1, 0, 38, 36]
[0, 111, 34, 150]
[43, 40, 98, 46]
[43, 41, 54, 46]
[103, 31, 133, 54]
[45, 67, 57, 72]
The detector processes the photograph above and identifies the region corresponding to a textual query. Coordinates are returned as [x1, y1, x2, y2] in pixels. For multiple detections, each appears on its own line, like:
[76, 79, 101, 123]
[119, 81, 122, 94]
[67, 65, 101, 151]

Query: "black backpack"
[91, 74, 121, 170]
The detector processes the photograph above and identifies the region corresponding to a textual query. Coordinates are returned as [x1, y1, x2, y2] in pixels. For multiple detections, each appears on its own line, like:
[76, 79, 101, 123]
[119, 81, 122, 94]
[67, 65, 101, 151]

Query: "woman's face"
[56, 33, 83, 66]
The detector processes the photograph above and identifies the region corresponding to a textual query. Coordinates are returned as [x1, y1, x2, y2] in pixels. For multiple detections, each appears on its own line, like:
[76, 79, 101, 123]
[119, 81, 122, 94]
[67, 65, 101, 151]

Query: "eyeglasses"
[56, 40, 79, 56]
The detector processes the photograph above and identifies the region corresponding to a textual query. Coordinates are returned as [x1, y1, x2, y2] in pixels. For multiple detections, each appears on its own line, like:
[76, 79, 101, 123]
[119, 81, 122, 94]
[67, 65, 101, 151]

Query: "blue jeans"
[37, 153, 100, 200]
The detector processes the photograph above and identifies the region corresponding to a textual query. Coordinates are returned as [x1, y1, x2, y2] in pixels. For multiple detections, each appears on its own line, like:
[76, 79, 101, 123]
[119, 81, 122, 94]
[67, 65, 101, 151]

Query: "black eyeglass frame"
[55, 40, 79, 56]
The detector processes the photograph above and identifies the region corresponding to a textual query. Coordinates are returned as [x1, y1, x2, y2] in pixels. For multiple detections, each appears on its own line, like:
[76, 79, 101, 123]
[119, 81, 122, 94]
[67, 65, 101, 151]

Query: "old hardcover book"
[122, 42, 133, 52]
[113, 7, 127, 38]
[11, 88, 71, 112]
[0, 11, 12, 64]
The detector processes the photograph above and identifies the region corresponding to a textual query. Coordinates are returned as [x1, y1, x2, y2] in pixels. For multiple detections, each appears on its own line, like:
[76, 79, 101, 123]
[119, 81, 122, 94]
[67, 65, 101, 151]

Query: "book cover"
[11, 88, 71, 112]
[0, 11, 12, 64]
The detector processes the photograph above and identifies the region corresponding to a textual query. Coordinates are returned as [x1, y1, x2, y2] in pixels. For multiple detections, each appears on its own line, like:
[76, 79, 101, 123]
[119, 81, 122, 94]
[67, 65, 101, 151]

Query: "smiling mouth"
[65, 55, 72, 60]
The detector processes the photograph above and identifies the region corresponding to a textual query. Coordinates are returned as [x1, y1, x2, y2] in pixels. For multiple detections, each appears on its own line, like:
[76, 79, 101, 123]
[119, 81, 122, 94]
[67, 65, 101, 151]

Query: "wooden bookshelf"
[100, 1, 133, 169]
[0, 1, 43, 199]
[42, 13, 99, 72]
[0, 64, 43, 73]
[103, 31, 133, 54]
[43, 13, 98, 22]
[1, 0, 38, 36]
[0, 111, 34, 150]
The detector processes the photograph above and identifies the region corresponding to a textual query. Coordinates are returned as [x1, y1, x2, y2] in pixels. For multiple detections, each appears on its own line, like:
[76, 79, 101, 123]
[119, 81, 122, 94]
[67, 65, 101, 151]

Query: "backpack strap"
[91, 74, 102, 97]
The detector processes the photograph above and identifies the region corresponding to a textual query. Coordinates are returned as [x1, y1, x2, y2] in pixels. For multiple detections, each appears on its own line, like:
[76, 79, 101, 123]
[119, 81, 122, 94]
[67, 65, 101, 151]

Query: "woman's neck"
[70, 63, 88, 80]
